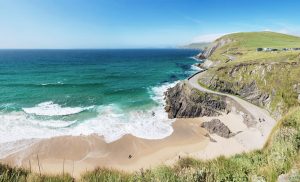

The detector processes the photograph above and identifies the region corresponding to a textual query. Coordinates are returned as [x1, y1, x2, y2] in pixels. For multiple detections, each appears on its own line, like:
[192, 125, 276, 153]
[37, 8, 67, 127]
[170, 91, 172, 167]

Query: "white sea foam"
[0, 82, 177, 148]
[150, 81, 179, 104]
[71, 104, 174, 142]
[184, 56, 204, 75]
[40, 81, 63, 86]
[191, 64, 202, 71]
[22, 101, 93, 116]
[189, 56, 200, 61]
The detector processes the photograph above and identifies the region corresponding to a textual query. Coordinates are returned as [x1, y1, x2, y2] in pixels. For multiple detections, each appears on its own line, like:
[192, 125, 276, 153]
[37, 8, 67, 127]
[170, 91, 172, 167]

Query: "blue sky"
[1, 0, 300, 48]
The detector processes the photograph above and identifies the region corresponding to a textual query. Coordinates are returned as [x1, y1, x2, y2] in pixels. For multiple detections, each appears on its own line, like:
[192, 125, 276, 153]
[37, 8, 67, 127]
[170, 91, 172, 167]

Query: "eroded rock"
[201, 119, 235, 138]
[164, 81, 228, 119]
[196, 38, 232, 59]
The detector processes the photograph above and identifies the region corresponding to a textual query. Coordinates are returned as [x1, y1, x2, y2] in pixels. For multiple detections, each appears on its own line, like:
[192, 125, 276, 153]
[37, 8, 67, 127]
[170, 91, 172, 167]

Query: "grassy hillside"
[220, 31, 300, 49]
[209, 31, 300, 63]
[1, 31, 300, 181]
[2, 107, 299, 182]
[200, 32, 300, 117]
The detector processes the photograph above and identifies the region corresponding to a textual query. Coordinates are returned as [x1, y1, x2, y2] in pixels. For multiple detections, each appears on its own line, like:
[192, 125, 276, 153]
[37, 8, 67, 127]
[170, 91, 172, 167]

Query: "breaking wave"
[0, 82, 177, 145]
[23, 101, 94, 116]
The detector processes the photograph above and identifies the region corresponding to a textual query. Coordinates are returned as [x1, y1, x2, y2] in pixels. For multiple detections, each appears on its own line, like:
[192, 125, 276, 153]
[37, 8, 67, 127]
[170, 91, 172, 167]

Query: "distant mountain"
[179, 42, 211, 50]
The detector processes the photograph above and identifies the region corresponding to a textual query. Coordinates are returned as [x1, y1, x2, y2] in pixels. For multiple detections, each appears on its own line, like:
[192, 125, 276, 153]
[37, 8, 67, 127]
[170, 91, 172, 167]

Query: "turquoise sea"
[0, 49, 200, 143]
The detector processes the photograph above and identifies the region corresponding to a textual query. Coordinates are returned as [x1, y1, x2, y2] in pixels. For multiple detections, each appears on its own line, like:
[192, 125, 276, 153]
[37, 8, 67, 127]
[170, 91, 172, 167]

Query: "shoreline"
[1, 107, 272, 178]
[0, 55, 276, 179]
[1, 118, 208, 178]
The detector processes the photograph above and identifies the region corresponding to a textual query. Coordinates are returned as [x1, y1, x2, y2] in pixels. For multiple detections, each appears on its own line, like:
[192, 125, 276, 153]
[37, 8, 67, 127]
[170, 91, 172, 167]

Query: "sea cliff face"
[167, 32, 300, 121]
[196, 38, 232, 60]
[194, 32, 300, 119]
[199, 62, 300, 119]
[164, 81, 228, 118]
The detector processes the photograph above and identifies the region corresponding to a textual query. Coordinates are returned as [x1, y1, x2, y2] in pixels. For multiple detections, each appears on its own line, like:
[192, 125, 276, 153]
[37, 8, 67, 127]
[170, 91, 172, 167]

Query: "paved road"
[187, 71, 276, 133]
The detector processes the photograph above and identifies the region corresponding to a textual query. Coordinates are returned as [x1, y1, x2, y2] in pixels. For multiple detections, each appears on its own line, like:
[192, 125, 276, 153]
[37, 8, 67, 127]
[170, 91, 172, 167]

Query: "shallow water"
[0, 49, 201, 143]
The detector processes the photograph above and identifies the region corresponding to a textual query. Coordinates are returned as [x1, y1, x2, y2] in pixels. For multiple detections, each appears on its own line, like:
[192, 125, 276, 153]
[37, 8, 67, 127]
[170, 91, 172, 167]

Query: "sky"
[1, 0, 300, 49]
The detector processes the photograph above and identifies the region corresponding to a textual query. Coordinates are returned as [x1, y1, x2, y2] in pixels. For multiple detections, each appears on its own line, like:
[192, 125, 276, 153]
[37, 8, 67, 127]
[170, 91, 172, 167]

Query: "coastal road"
[187, 71, 276, 137]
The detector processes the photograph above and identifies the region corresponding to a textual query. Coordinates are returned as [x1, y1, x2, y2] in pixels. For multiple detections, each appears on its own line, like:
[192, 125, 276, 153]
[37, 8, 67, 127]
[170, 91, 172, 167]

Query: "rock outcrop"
[196, 38, 232, 59]
[195, 60, 214, 70]
[201, 119, 234, 138]
[198, 62, 300, 119]
[164, 81, 228, 118]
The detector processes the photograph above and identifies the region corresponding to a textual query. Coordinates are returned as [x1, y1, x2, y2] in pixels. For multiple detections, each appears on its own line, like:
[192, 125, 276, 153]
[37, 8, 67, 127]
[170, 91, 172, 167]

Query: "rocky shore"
[164, 81, 229, 118]
[201, 119, 235, 138]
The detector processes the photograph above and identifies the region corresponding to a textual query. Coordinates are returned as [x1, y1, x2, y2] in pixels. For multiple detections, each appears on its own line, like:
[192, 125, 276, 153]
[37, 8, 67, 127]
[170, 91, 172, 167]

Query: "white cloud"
[190, 33, 228, 43]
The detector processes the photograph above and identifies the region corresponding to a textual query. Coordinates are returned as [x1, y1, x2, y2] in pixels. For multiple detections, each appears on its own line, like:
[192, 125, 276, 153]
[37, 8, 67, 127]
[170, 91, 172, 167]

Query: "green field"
[209, 31, 300, 63]
[220, 31, 300, 49]
[202, 32, 300, 117]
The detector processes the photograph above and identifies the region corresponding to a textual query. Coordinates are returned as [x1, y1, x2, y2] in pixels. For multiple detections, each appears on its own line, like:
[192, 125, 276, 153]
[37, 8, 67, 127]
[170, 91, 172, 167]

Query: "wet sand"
[1, 118, 208, 178]
[1, 107, 274, 179]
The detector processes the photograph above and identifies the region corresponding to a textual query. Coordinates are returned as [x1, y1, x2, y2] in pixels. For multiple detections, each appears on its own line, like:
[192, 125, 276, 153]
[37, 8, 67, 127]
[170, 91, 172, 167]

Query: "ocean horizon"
[0, 49, 201, 144]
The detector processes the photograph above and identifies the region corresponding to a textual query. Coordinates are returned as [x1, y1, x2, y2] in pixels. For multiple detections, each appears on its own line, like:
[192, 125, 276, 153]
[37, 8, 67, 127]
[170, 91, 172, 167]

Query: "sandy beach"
[1, 118, 207, 178]
[0, 71, 277, 179]
[1, 103, 275, 179]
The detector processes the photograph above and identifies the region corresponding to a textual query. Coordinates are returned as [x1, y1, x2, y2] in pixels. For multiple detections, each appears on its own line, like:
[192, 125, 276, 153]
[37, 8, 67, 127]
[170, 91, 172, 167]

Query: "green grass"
[81, 107, 300, 181]
[0, 164, 74, 182]
[220, 31, 300, 49]
[1, 107, 294, 182]
[73, 31, 300, 181]
[203, 62, 300, 116]
[209, 31, 300, 63]
[1, 31, 300, 181]
[200, 31, 300, 117]
[1, 107, 299, 181]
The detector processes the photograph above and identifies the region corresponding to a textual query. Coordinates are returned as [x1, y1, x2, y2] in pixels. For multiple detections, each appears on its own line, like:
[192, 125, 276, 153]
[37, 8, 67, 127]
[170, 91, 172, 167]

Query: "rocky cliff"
[193, 32, 300, 118]
[198, 61, 300, 119]
[196, 38, 232, 60]
[164, 81, 229, 118]
[201, 119, 235, 138]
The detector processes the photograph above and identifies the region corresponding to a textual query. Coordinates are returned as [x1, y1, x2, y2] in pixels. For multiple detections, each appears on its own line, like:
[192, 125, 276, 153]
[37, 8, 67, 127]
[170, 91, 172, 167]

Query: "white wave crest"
[191, 64, 202, 71]
[72, 104, 174, 142]
[22, 101, 93, 116]
[150, 81, 179, 104]
[0, 82, 177, 145]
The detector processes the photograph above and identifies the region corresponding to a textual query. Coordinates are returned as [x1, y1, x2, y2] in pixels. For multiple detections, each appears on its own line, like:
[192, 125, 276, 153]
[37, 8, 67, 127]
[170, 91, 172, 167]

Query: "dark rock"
[199, 64, 276, 111]
[197, 53, 207, 59]
[164, 81, 228, 118]
[201, 119, 235, 138]
[243, 114, 256, 127]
